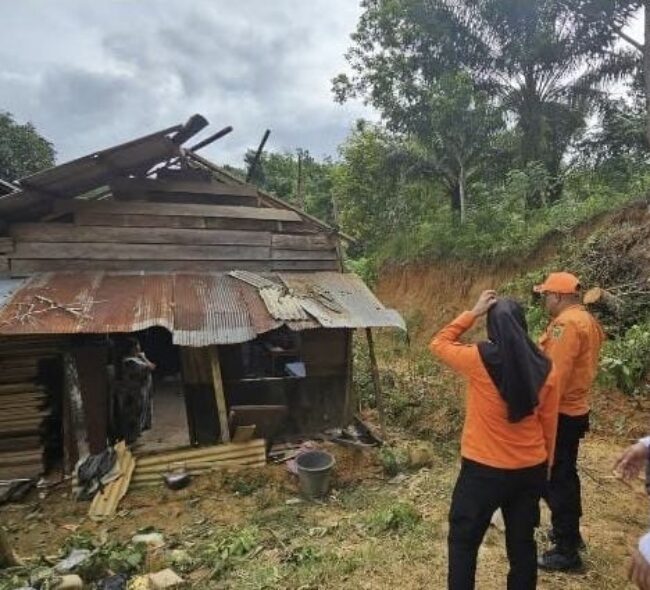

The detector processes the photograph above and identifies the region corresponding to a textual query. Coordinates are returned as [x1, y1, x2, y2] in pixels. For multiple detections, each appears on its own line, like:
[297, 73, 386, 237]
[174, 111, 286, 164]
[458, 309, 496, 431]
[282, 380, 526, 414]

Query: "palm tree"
[336, 0, 640, 201]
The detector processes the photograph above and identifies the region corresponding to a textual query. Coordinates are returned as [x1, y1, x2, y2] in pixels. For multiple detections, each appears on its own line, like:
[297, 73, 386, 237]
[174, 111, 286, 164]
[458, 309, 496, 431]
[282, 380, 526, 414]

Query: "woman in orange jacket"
[429, 290, 560, 590]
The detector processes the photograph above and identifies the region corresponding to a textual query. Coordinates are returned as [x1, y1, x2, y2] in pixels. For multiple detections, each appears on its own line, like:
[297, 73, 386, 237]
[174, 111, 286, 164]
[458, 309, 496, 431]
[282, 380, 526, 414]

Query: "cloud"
[0, 0, 373, 166]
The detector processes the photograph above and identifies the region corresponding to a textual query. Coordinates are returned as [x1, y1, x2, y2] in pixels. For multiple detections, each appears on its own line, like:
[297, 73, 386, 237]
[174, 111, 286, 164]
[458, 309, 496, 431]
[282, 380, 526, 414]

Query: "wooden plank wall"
[4, 182, 342, 274]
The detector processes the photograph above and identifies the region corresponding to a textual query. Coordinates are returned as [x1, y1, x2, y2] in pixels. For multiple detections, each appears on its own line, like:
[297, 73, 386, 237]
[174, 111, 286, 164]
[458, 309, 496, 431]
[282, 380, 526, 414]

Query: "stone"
[127, 576, 151, 590]
[148, 568, 184, 589]
[407, 441, 436, 468]
[54, 574, 84, 589]
[131, 532, 165, 549]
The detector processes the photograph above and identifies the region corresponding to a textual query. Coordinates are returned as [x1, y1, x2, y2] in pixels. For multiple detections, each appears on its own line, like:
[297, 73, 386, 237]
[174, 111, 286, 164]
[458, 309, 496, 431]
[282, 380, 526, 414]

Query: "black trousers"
[547, 412, 590, 553]
[448, 458, 547, 590]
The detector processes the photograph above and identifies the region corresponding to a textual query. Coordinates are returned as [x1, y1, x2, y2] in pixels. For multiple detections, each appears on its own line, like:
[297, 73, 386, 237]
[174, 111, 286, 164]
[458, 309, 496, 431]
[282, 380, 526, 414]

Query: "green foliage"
[335, 0, 636, 186]
[600, 321, 650, 396]
[402, 73, 505, 218]
[224, 471, 267, 497]
[0, 112, 55, 182]
[365, 502, 421, 535]
[197, 526, 260, 579]
[244, 148, 337, 224]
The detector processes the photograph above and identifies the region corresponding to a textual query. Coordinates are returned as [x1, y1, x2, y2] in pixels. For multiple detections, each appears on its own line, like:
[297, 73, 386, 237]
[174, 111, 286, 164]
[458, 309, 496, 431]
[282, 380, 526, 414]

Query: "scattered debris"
[388, 473, 408, 485]
[54, 574, 84, 589]
[97, 573, 128, 590]
[74, 447, 118, 500]
[147, 568, 184, 589]
[0, 479, 36, 505]
[54, 549, 93, 574]
[131, 533, 164, 550]
[162, 469, 191, 491]
[88, 442, 136, 521]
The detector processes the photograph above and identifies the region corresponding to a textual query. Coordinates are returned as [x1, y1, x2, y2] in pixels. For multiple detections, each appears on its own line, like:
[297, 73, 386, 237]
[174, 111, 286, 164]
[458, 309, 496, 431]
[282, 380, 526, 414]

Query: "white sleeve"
[640, 532, 650, 562]
[639, 436, 650, 448]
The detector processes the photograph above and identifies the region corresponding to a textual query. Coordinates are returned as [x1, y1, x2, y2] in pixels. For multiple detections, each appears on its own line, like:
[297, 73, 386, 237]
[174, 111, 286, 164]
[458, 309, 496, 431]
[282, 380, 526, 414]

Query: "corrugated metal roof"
[0, 277, 29, 308]
[280, 272, 406, 330]
[0, 124, 184, 219]
[0, 272, 404, 344]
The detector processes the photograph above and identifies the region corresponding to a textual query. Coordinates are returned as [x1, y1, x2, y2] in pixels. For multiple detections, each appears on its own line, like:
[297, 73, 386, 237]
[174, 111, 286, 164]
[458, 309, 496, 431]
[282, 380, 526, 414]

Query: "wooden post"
[209, 346, 231, 443]
[64, 352, 89, 461]
[342, 329, 354, 425]
[365, 328, 387, 439]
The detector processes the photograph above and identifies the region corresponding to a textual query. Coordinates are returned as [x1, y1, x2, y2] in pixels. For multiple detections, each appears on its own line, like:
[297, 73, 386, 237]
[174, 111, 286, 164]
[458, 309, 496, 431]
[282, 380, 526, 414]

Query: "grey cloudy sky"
[0, 1, 374, 167]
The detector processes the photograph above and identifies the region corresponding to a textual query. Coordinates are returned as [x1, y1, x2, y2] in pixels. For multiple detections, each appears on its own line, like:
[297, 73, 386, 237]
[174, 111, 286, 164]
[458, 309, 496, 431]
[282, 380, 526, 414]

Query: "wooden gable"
[2, 169, 342, 276]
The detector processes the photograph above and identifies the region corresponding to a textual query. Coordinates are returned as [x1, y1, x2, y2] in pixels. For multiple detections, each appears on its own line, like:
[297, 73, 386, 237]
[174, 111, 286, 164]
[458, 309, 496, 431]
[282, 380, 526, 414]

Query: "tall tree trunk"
[458, 165, 466, 224]
[645, 1, 650, 147]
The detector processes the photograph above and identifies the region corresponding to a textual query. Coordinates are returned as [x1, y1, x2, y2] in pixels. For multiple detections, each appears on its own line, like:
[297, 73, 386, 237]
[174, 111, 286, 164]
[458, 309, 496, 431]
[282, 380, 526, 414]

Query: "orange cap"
[533, 272, 581, 294]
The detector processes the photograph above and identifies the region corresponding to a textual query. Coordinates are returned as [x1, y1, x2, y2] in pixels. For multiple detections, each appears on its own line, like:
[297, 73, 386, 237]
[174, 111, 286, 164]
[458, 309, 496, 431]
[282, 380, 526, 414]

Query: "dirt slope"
[376, 200, 650, 341]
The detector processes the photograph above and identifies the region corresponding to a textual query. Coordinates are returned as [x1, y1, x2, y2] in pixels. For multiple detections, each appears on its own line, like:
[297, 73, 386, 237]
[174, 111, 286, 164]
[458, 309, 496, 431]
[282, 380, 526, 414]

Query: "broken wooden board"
[130, 439, 266, 488]
[88, 441, 136, 522]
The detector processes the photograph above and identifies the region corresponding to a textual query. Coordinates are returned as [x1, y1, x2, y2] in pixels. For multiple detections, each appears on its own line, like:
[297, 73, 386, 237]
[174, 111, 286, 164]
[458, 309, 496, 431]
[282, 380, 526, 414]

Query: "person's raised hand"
[629, 549, 650, 589]
[615, 442, 648, 481]
[472, 290, 498, 317]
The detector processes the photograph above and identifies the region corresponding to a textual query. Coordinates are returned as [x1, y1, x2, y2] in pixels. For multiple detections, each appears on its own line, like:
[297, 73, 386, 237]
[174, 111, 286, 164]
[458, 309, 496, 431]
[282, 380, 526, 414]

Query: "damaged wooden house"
[0, 114, 404, 493]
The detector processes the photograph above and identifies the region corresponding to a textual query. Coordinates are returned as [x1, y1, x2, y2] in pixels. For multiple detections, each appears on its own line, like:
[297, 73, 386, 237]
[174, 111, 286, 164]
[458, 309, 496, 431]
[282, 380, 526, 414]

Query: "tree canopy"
[0, 112, 55, 183]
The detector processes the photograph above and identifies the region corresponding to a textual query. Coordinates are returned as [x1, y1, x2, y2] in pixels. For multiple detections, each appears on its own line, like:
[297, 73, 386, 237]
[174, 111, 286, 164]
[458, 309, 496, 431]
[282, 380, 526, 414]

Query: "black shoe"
[538, 547, 583, 572]
[547, 528, 587, 552]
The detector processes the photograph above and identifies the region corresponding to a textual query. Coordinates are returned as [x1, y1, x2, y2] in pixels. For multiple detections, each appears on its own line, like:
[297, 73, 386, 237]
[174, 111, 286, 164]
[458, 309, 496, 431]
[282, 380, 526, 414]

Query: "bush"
[600, 321, 650, 395]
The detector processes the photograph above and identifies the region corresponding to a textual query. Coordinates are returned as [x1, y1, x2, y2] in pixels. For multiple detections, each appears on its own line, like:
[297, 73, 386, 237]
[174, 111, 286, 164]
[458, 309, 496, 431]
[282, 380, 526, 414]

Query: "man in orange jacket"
[534, 272, 605, 572]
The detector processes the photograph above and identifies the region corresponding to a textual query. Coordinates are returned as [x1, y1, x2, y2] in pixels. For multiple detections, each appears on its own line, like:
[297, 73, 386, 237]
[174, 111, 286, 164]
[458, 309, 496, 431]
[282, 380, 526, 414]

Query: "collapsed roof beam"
[189, 126, 234, 152]
[246, 129, 271, 183]
[171, 114, 209, 146]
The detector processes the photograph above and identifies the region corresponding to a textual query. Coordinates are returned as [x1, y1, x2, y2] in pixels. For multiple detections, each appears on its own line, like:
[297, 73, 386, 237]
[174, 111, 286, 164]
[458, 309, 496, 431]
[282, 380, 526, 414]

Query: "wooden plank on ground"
[11, 224, 271, 247]
[11, 259, 273, 274]
[135, 439, 265, 466]
[13, 242, 271, 261]
[62, 200, 302, 222]
[88, 442, 135, 521]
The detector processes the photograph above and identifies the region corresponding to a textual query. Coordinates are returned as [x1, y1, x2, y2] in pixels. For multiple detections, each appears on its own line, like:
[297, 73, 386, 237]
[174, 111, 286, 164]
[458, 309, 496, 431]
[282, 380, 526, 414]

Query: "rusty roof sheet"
[0, 278, 28, 309]
[279, 272, 406, 330]
[0, 272, 404, 344]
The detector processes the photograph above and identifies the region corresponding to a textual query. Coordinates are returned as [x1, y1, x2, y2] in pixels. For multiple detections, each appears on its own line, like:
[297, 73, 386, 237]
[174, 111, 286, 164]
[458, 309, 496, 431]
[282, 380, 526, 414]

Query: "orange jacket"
[429, 311, 559, 470]
[539, 304, 604, 416]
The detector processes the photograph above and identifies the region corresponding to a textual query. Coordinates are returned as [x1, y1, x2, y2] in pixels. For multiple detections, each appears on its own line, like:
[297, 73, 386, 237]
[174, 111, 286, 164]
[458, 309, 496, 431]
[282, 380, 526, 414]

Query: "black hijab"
[477, 298, 551, 423]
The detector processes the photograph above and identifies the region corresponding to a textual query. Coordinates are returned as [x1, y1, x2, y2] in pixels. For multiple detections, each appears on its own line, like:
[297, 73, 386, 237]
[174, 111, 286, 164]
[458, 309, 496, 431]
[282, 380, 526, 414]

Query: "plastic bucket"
[296, 450, 335, 499]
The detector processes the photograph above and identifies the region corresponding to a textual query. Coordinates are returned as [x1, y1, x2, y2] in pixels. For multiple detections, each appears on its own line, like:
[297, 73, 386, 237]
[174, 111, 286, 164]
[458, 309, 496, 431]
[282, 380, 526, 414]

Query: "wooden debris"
[88, 442, 136, 521]
[233, 425, 256, 443]
[130, 439, 266, 488]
